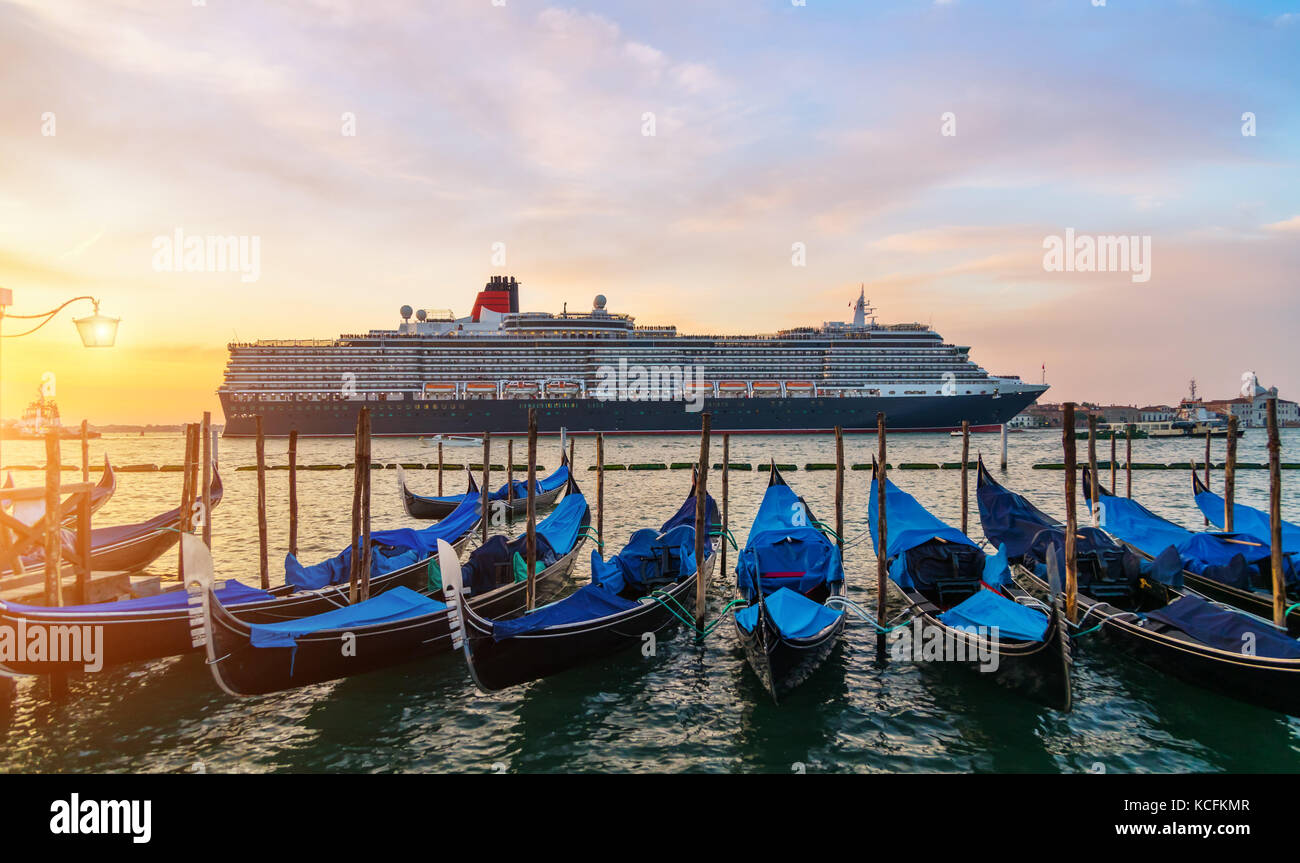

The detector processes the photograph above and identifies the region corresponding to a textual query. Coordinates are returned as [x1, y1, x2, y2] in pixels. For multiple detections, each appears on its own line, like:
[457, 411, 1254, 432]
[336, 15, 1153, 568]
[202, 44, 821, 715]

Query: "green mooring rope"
[648, 590, 748, 640]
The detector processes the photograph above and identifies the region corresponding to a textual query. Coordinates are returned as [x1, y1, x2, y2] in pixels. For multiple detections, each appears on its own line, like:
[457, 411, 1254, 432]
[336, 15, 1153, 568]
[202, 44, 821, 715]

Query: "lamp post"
[0, 290, 120, 451]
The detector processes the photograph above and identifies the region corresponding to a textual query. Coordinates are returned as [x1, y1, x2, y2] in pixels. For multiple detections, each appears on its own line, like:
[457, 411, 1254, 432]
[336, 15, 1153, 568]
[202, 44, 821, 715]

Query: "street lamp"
[0, 292, 120, 347]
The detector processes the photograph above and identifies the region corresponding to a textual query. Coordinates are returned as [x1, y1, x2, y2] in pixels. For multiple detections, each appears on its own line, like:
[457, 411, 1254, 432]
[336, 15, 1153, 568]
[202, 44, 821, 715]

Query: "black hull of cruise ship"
[219, 390, 1041, 437]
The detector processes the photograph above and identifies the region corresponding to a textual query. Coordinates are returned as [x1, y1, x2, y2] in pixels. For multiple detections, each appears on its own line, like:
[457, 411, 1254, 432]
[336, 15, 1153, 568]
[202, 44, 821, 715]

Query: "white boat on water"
[420, 434, 483, 447]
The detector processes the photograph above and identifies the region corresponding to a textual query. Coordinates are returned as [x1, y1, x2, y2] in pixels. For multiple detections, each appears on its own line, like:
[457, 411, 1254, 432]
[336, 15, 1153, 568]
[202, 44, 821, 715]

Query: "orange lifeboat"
[752, 381, 782, 397]
[503, 381, 540, 398]
[465, 382, 497, 397]
[785, 381, 815, 396]
[718, 381, 748, 395]
[545, 380, 580, 397]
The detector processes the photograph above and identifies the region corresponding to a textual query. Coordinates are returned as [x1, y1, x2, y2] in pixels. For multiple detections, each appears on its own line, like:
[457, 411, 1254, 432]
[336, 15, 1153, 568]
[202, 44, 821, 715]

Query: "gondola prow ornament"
[438, 539, 466, 651]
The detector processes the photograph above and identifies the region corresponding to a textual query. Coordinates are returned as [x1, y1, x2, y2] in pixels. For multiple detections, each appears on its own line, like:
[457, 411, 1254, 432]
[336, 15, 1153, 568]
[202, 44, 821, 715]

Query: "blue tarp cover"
[976, 470, 1060, 558]
[249, 586, 445, 648]
[285, 491, 480, 590]
[735, 586, 843, 639]
[1195, 486, 1300, 573]
[869, 475, 1011, 589]
[415, 464, 569, 506]
[659, 490, 719, 535]
[736, 481, 843, 601]
[4, 579, 273, 615]
[535, 492, 587, 554]
[491, 583, 641, 640]
[1094, 492, 1293, 587]
[938, 588, 1049, 642]
[1147, 594, 1300, 660]
[591, 523, 699, 595]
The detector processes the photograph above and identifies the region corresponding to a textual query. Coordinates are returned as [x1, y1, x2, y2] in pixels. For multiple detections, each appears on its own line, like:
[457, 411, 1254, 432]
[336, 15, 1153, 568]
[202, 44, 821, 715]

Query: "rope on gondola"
[811, 520, 841, 543]
[647, 591, 747, 640]
[1287, 601, 1300, 617]
[824, 596, 914, 633]
[577, 526, 603, 549]
[709, 526, 738, 550]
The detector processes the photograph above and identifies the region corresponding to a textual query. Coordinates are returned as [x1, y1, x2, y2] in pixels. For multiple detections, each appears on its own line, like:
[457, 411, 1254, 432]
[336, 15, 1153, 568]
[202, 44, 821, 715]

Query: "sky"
[1, 0, 1297, 424]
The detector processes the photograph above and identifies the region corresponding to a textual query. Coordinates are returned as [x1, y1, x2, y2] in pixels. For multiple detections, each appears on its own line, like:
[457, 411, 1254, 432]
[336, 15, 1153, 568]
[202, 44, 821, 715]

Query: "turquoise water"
[2, 429, 1299, 773]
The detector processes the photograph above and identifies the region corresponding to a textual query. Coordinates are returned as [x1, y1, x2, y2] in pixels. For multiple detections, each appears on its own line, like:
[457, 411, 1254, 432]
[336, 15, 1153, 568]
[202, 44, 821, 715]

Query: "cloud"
[1263, 215, 1300, 233]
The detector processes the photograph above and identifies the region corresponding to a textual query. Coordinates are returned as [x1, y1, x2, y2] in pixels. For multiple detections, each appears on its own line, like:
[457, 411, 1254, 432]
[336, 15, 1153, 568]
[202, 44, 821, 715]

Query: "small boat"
[503, 381, 539, 398]
[544, 380, 580, 397]
[785, 381, 815, 396]
[752, 381, 782, 397]
[452, 477, 719, 691]
[419, 434, 482, 447]
[398, 454, 569, 520]
[196, 475, 590, 696]
[869, 462, 1071, 710]
[3, 469, 224, 577]
[0, 476, 484, 674]
[465, 382, 497, 398]
[977, 460, 1300, 716]
[718, 381, 748, 396]
[1, 457, 116, 528]
[1084, 468, 1300, 635]
[733, 463, 846, 703]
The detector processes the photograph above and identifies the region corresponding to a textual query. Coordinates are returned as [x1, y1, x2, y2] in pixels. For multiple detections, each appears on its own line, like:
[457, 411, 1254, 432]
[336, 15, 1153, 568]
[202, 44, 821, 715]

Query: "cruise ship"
[219, 277, 1047, 437]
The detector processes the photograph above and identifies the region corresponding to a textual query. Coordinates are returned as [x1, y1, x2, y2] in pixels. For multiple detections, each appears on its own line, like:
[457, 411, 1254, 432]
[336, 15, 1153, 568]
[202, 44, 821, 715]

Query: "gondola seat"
[900, 538, 985, 607]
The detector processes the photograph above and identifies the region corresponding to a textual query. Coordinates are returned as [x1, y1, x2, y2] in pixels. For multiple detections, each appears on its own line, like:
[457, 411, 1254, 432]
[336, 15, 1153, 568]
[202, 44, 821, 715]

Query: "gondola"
[1, 457, 116, 528]
[1192, 471, 1300, 571]
[452, 478, 719, 691]
[196, 474, 591, 696]
[3, 469, 225, 577]
[398, 453, 569, 520]
[869, 462, 1072, 710]
[0, 472, 484, 674]
[1085, 468, 1300, 635]
[978, 460, 1300, 716]
[733, 463, 846, 703]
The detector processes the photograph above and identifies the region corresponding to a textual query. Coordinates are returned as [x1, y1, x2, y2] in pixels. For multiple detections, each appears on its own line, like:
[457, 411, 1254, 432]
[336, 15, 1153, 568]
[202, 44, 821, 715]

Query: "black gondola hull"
[734, 584, 846, 704]
[463, 551, 716, 691]
[0, 534, 471, 674]
[204, 539, 583, 696]
[1016, 565, 1300, 716]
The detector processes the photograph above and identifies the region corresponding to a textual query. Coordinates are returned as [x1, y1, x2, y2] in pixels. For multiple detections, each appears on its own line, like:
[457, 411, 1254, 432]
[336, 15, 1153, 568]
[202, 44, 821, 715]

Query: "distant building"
[1203, 389, 1299, 428]
[1139, 405, 1177, 423]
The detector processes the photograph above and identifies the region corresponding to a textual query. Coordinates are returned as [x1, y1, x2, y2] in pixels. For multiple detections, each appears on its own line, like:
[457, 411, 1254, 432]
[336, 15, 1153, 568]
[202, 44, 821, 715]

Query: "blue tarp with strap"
[4, 579, 273, 615]
[249, 586, 445, 648]
[938, 588, 1049, 642]
[284, 490, 480, 591]
[735, 586, 843, 639]
[1195, 484, 1300, 565]
[1093, 492, 1294, 587]
[1147, 594, 1300, 660]
[869, 475, 1012, 589]
[736, 481, 842, 602]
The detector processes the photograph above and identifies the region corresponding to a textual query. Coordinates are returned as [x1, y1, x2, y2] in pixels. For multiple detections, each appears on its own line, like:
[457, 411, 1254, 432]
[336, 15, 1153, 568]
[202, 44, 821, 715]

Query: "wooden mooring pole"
[44, 431, 65, 699]
[526, 410, 538, 611]
[1225, 415, 1238, 532]
[287, 428, 299, 558]
[596, 432, 605, 554]
[178, 423, 197, 577]
[1063, 403, 1079, 623]
[1267, 398, 1284, 629]
[507, 439, 515, 517]
[960, 420, 970, 535]
[349, 407, 371, 604]
[721, 433, 730, 577]
[834, 426, 844, 552]
[481, 432, 491, 544]
[693, 413, 711, 627]
[1109, 432, 1116, 494]
[1000, 422, 1008, 471]
[255, 415, 269, 589]
[437, 441, 444, 496]
[201, 411, 213, 550]
[359, 410, 372, 601]
[1126, 423, 1133, 499]
[1087, 413, 1099, 528]
[1204, 429, 1212, 527]
[876, 412, 888, 649]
